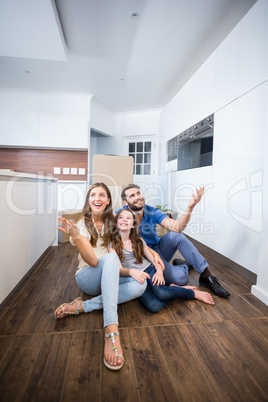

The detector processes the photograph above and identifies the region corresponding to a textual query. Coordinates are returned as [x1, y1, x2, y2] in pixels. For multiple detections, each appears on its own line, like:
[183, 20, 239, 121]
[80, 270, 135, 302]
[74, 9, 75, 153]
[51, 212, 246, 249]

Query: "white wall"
[116, 108, 166, 205]
[0, 91, 92, 149]
[90, 98, 116, 136]
[116, 109, 162, 138]
[159, 0, 268, 298]
[252, 88, 268, 305]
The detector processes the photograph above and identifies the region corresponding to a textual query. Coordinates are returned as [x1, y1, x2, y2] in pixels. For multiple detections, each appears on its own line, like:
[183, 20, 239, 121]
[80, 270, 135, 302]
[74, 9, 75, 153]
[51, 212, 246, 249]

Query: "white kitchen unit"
[0, 91, 91, 149]
[0, 170, 58, 304]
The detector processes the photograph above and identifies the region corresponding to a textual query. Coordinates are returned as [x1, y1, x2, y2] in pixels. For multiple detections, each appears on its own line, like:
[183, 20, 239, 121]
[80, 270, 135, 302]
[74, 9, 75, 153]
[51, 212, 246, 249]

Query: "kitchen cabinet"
[0, 171, 57, 304]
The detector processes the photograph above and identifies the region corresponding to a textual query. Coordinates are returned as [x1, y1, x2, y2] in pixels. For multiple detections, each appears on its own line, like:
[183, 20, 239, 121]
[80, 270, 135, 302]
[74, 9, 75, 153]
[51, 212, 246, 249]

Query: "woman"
[54, 183, 147, 371]
[109, 209, 215, 313]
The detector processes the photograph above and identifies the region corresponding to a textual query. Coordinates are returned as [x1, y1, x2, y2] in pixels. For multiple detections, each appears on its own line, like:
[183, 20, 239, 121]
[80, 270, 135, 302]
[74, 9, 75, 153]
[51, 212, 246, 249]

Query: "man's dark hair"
[121, 184, 140, 201]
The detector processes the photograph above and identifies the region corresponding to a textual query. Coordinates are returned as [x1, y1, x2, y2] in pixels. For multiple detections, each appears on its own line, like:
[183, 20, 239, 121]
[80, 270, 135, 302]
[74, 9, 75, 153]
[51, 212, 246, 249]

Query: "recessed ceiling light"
[131, 12, 139, 19]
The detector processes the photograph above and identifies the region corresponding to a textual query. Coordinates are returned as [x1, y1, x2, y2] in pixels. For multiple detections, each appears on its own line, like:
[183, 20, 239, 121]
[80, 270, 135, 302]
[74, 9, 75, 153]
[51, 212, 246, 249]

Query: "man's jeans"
[156, 232, 208, 285]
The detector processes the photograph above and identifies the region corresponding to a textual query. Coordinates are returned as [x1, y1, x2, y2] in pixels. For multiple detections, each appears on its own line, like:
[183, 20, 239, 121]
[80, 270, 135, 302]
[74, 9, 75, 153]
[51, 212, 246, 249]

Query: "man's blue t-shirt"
[115, 205, 167, 250]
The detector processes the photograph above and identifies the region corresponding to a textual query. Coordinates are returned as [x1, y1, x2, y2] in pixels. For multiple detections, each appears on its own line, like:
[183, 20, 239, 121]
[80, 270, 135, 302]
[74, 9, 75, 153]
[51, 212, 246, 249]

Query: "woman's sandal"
[103, 332, 124, 371]
[54, 297, 83, 319]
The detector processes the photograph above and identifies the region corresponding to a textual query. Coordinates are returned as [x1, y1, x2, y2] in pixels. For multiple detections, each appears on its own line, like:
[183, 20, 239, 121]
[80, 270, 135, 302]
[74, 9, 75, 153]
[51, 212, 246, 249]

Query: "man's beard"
[127, 199, 144, 211]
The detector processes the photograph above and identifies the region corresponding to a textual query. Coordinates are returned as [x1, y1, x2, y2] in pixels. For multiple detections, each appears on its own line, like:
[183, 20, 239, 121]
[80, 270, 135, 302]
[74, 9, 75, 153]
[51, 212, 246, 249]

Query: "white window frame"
[123, 135, 156, 180]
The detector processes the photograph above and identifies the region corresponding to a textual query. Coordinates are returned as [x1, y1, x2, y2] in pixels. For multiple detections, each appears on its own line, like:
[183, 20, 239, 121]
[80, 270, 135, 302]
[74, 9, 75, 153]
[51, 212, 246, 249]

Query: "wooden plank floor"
[0, 242, 268, 402]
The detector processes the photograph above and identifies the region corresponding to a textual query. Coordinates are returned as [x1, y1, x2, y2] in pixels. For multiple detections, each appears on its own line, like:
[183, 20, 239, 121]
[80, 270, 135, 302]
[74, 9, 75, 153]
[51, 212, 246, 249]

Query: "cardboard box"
[92, 154, 133, 212]
[156, 224, 170, 237]
[108, 185, 125, 212]
[58, 209, 82, 243]
[156, 213, 175, 237]
[93, 154, 133, 186]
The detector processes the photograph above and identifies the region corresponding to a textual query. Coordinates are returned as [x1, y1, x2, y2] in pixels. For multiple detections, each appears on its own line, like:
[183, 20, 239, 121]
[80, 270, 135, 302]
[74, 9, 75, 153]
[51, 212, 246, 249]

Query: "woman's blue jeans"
[138, 264, 195, 313]
[75, 253, 147, 327]
[156, 232, 208, 285]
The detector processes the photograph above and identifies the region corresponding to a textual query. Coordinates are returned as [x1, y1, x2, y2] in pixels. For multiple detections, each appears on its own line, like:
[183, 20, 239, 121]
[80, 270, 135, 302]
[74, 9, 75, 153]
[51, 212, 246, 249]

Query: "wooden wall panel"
[0, 148, 88, 181]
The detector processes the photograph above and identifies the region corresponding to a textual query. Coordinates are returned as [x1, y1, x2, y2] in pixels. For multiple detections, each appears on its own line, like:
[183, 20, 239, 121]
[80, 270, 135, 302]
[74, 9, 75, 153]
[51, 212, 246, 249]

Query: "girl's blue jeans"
[138, 264, 195, 313]
[75, 253, 147, 327]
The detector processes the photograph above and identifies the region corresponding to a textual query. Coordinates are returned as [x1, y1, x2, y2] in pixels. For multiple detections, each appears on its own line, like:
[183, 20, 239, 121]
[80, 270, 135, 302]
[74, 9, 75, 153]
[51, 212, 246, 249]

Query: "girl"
[109, 209, 215, 313]
[54, 183, 147, 371]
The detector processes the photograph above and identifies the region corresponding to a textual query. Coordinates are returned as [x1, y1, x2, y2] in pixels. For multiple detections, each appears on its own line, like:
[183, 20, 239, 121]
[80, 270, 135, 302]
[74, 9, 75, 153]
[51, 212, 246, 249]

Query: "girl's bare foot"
[170, 283, 197, 290]
[104, 324, 124, 368]
[194, 290, 215, 305]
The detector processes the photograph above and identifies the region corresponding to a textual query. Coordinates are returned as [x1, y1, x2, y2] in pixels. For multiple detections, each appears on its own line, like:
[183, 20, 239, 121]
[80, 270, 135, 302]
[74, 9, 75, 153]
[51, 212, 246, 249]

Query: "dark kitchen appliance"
[167, 114, 214, 171]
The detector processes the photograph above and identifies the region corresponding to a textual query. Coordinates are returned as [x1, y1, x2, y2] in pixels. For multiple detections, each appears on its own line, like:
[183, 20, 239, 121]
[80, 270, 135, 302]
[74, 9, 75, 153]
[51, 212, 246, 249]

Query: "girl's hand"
[153, 253, 165, 271]
[57, 217, 81, 241]
[152, 270, 165, 286]
[129, 269, 150, 284]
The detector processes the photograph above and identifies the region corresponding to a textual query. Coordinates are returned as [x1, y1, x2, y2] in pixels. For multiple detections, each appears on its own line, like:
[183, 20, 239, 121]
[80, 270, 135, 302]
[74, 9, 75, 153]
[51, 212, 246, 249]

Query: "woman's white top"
[70, 217, 108, 271]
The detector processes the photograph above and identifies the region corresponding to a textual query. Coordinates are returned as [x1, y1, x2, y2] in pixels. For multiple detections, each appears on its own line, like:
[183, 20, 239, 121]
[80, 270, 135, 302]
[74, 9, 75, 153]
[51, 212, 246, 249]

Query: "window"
[128, 140, 152, 175]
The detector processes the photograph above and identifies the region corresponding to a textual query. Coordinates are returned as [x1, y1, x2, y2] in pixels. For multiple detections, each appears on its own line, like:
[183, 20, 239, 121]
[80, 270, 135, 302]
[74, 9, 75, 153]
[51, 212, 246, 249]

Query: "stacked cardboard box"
[92, 154, 133, 211]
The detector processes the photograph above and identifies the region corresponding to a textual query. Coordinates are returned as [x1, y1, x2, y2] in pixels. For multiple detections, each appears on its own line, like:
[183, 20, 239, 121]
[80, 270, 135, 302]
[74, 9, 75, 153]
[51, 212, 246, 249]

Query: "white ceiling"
[0, 0, 257, 112]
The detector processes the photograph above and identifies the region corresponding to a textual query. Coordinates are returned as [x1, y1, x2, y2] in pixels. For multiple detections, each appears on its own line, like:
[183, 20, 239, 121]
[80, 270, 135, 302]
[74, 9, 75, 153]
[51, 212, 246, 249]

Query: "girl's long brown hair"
[80, 182, 114, 248]
[111, 209, 144, 264]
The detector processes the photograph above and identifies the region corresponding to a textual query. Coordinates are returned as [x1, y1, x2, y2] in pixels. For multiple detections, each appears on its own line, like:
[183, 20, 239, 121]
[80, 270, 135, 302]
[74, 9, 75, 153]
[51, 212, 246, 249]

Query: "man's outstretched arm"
[160, 187, 204, 233]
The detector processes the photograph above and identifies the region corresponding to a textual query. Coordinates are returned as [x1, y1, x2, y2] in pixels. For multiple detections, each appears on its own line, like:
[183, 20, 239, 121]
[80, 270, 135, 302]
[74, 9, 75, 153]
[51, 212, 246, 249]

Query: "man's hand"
[188, 186, 204, 209]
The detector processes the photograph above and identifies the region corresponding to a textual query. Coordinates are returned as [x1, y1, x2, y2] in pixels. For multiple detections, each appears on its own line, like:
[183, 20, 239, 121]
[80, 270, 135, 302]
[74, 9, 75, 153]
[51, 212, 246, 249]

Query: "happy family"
[55, 182, 230, 371]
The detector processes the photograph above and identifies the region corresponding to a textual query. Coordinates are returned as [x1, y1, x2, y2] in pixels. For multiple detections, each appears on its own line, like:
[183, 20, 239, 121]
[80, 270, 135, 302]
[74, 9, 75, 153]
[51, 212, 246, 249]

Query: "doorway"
[89, 129, 115, 184]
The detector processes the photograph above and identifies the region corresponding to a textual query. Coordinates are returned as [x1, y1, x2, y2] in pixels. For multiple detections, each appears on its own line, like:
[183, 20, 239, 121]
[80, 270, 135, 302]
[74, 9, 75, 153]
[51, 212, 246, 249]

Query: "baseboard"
[251, 285, 268, 306]
[186, 235, 257, 284]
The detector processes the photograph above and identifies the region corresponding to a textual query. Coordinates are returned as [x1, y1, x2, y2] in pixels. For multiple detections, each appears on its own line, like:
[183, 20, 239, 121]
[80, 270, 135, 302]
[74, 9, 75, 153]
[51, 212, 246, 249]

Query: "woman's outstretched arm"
[58, 217, 98, 267]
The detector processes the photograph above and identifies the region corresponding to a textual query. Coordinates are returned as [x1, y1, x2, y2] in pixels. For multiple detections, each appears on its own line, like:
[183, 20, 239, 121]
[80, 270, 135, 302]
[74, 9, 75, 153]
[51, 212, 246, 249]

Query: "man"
[116, 184, 230, 298]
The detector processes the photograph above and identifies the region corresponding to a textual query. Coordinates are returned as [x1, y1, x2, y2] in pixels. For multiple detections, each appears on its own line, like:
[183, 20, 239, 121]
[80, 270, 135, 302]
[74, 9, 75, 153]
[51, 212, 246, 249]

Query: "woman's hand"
[152, 270, 165, 286]
[129, 269, 150, 284]
[58, 217, 98, 267]
[57, 217, 81, 242]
